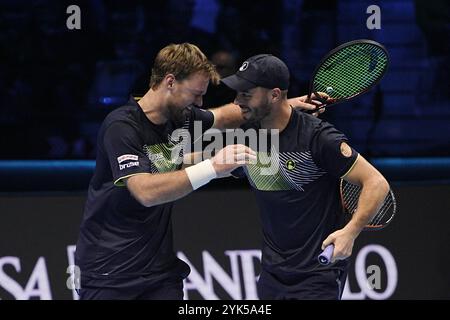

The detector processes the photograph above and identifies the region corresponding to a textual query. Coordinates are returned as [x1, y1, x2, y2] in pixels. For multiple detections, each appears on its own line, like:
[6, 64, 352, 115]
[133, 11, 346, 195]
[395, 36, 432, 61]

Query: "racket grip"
[318, 244, 334, 265]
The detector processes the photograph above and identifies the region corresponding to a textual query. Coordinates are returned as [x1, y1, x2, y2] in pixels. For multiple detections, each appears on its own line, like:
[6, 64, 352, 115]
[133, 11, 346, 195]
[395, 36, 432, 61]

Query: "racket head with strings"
[317, 178, 397, 265]
[306, 39, 389, 112]
[340, 179, 396, 230]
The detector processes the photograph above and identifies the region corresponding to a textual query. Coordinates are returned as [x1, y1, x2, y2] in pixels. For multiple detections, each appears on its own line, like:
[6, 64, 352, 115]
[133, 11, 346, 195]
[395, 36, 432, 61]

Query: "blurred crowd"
[0, 0, 448, 159]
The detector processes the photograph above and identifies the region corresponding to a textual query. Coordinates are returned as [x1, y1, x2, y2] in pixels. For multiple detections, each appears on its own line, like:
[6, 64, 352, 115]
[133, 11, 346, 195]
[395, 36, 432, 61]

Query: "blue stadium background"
[0, 0, 450, 301]
[0, 0, 448, 160]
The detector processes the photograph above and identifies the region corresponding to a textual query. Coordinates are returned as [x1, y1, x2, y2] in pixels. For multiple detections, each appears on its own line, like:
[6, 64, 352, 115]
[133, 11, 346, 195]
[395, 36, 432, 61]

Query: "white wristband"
[185, 159, 217, 190]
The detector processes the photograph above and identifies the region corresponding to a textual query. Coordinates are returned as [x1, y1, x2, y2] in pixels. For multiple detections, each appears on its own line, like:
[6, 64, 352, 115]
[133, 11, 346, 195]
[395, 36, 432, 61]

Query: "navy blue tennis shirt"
[75, 97, 214, 289]
[233, 108, 358, 280]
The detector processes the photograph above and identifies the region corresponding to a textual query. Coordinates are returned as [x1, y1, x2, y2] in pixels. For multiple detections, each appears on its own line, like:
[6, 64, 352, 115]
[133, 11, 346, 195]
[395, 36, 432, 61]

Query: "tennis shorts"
[257, 268, 348, 300]
[77, 278, 184, 300]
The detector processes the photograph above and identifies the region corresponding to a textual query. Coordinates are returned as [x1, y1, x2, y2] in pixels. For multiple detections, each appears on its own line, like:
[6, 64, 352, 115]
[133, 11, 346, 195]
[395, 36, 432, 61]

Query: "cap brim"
[221, 74, 256, 92]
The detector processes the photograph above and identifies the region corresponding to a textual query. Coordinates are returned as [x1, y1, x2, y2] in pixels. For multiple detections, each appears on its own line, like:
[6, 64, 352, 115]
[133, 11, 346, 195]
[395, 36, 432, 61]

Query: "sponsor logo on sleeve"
[117, 154, 139, 170]
[119, 161, 139, 170]
[117, 154, 139, 164]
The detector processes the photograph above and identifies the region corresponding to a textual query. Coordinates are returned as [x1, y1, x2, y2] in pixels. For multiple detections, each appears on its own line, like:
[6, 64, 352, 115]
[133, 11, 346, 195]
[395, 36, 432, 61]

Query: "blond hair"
[149, 43, 220, 89]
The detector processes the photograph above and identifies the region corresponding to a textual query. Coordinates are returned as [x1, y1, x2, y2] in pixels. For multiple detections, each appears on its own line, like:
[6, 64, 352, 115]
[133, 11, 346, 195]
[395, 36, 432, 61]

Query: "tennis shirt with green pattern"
[234, 108, 359, 279]
[75, 97, 214, 288]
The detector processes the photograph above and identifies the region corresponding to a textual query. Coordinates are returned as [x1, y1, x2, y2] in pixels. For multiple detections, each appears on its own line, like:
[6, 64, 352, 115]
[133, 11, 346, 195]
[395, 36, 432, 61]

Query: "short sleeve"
[310, 121, 359, 178]
[103, 122, 151, 186]
[190, 107, 215, 133]
[230, 167, 246, 179]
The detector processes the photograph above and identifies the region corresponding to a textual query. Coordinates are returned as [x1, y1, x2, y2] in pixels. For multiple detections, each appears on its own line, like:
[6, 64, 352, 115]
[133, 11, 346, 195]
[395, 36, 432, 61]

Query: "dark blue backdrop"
[0, 0, 449, 159]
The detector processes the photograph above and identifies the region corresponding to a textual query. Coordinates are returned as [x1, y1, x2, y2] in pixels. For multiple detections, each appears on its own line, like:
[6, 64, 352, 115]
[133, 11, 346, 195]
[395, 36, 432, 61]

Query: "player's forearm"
[128, 170, 194, 207]
[345, 177, 389, 235]
[182, 152, 204, 169]
[210, 103, 244, 129]
[127, 159, 219, 207]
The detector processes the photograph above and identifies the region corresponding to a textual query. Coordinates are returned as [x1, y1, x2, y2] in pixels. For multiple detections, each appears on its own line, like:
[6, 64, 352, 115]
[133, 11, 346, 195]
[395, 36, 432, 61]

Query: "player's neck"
[260, 101, 292, 132]
[138, 89, 169, 125]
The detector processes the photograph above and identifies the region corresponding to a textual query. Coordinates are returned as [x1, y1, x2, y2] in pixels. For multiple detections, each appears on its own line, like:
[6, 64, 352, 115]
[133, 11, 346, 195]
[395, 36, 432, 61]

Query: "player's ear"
[271, 88, 282, 102]
[165, 74, 175, 90]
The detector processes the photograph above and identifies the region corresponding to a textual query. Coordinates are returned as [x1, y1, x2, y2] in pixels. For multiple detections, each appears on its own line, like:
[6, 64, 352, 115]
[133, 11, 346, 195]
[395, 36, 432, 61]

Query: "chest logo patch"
[285, 159, 296, 171]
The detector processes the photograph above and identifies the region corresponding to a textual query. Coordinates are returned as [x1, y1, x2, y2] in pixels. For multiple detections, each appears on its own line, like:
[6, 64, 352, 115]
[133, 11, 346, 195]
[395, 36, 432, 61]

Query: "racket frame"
[339, 178, 397, 231]
[307, 39, 390, 111]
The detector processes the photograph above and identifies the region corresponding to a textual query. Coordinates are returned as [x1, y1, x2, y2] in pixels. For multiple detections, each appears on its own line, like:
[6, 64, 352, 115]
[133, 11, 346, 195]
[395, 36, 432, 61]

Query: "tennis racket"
[318, 179, 397, 265]
[306, 39, 389, 113]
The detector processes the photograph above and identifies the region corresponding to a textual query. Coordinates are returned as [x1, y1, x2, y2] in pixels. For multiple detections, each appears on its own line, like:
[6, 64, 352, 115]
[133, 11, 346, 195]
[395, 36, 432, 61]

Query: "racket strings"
[314, 43, 388, 99]
[370, 191, 395, 226]
[315, 54, 383, 96]
[342, 181, 395, 228]
[320, 44, 386, 81]
[369, 195, 391, 226]
[317, 52, 370, 92]
[342, 182, 360, 213]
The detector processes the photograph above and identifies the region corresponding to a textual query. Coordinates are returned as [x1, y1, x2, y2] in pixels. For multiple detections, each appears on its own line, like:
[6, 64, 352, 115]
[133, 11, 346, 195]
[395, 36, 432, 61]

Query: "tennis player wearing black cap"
[222, 54, 389, 300]
[74, 43, 321, 300]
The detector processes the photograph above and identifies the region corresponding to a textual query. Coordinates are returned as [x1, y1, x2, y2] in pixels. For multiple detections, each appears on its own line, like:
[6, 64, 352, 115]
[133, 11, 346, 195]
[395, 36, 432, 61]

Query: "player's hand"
[288, 93, 332, 117]
[211, 144, 257, 178]
[321, 227, 358, 263]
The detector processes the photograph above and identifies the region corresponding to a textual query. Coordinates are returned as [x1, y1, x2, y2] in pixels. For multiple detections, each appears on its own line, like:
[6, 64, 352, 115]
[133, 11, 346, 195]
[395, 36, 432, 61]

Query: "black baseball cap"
[221, 54, 290, 91]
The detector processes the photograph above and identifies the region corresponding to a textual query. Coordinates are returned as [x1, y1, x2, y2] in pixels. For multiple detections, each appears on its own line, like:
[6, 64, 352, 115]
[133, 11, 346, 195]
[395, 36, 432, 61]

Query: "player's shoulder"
[294, 108, 330, 132]
[102, 99, 142, 130]
[293, 110, 344, 147]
